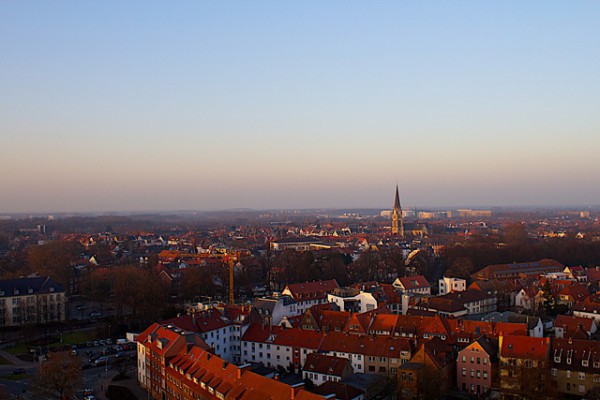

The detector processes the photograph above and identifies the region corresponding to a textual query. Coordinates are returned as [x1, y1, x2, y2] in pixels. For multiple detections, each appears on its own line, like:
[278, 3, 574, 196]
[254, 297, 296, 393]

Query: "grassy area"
[0, 355, 11, 365]
[6, 343, 28, 355]
[0, 373, 30, 381]
[6, 329, 97, 354]
[47, 330, 96, 348]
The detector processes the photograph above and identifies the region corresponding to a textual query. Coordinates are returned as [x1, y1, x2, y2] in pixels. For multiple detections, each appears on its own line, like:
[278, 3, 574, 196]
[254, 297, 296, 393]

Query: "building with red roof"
[138, 322, 325, 400]
[550, 337, 600, 398]
[499, 335, 551, 399]
[302, 353, 353, 385]
[283, 279, 339, 314]
[392, 275, 431, 295]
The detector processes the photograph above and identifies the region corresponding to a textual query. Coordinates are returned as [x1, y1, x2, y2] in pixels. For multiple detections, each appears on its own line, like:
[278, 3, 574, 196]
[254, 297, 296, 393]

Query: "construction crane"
[228, 257, 235, 305]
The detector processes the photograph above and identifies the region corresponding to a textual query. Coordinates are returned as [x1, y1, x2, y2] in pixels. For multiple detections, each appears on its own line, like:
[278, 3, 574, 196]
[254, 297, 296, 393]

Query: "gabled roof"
[303, 353, 351, 377]
[550, 338, 600, 372]
[0, 276, 64, 297]
[395, 275, 430, 291]
[284, 280, 339, 302]
[555, 314, 595, 335]
[161, 309, 231, 334]
[500, 335, 550, 361]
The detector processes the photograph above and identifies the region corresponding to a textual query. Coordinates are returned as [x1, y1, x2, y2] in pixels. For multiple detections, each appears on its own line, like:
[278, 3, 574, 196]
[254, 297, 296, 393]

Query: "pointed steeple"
[391, 185, 404, 237]
[394, 184, 401, 210]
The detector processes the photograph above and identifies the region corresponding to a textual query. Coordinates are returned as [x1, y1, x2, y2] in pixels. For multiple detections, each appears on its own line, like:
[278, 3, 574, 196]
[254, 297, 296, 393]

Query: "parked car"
[76, 304, 87, 310]
[93, 356, 109, 366]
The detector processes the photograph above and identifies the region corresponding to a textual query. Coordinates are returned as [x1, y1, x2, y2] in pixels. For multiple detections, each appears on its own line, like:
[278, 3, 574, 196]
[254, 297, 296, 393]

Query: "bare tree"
[31, 351, 82, 400]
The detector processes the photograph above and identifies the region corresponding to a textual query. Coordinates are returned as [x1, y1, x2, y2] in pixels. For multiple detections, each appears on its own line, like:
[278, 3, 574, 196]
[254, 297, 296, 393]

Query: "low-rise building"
[549, 337, 600, 398]
[457, 336, 497, 396]
[0, 276, 65, 326]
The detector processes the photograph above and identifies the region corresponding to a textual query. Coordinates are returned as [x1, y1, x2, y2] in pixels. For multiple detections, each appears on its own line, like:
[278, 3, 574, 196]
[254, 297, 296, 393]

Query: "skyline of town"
[2, 2, 600, 213]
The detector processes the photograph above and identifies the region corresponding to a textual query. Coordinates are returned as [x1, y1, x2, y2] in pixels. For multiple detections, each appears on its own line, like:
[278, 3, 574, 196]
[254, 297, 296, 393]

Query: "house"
[299, 306, 350, 333]
[319, 332, 415, 377]
[499, 335, 551, 399]
[468, 279, 516, 311]
[472, 258, 564, 281]
[240, 324, 324, 370]
[457, 336, 497, 396]
[0, 276, 66, 326]
[282, 280, 339, 314]
[438, 276, 466, 295]
[161, 307, 249, 363]
[435, 290, 497, 315]
[557, 284, 590, 311]
[392, 276, 431, 295]
[252, 295, 298, 326]
[302, 353, 354, 384]
[397, 337, 454, 399]
[327, 287, 377, 314]
[514, 286, 543, 313]
[549, 337, 600, 398]
[573, 300, 600, 324]
[554, 315, 597, 339]
[470, 311, 543, 338]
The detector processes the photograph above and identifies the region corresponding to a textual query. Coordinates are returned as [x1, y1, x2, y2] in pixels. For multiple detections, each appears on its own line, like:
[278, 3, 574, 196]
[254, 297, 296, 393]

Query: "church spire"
[391, 185, 404, 237]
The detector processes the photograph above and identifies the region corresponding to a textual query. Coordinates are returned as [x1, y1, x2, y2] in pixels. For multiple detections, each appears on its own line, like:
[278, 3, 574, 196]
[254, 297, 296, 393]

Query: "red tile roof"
[303, 353, 351, 377]
[500, 335, 550, 361]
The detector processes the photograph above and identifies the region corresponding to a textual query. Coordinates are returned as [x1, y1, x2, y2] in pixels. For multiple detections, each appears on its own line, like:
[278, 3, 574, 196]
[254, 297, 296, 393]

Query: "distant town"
[0, 189, 599, 399]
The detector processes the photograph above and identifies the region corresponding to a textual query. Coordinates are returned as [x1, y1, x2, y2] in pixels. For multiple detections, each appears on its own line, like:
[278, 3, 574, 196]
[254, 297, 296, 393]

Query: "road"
[0, 344, 136, 399]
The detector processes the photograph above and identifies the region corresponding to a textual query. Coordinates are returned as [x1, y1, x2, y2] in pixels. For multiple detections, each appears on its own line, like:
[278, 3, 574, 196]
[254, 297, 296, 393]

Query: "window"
[477, 357, 481, 364]
[579, 385, 585, 393]
[551, 368, 557, 376]
[483, 357, 487, 365]
[462, 368, 466, 377]
[471, 357, 474, 363]
[567, 370, 571, 378]
[579, 372, 585, 380]
[470, 369, 474, 377]
[483, 371, 488, 379]
[462, 355, 466, 362]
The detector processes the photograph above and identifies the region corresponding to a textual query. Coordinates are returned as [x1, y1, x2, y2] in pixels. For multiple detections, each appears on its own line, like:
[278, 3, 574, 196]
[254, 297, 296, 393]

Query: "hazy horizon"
[2, 1, 599, 213]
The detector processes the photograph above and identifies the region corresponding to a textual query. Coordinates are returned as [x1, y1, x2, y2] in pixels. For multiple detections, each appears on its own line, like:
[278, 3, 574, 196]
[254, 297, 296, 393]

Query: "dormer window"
[554, 356, 561, 363]
[583, 360, 589, 367]
[594, 361, 600, 368]
[13, 290, 19, 295]
[28, 289, 33, 294]
[567, 358, 572, 365]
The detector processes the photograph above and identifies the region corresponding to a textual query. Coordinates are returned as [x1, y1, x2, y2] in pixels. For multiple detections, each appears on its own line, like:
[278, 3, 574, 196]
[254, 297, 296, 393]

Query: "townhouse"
[240, 324, 324, 370]
[138, 323, 325, 400]
[392, 275, 431, 295]
[457, 336, 497, 396]
[550, 337, 600, 398]
[302, 353, 353, 385]
[282, 280, 339, 314]
[499, 335, 551, 400]
[161, 306, 249, 363]
[319, 332, 415, 378]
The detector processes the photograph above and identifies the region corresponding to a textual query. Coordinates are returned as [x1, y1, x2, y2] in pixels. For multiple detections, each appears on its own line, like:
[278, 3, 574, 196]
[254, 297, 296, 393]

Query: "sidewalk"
[0, 348, 33, 368]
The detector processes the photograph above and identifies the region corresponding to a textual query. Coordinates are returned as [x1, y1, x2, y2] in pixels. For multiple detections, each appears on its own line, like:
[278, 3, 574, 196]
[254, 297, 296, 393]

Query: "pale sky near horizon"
[1, 1, 599, 213]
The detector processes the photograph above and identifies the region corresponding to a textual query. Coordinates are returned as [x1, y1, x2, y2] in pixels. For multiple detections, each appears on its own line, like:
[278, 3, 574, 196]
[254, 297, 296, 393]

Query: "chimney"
[237, 363, 251, 379]
[290, 382, 305, 399]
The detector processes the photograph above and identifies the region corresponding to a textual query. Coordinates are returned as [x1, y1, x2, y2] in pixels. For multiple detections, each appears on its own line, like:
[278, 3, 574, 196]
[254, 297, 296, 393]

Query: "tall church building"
[391, 185, 404, 237]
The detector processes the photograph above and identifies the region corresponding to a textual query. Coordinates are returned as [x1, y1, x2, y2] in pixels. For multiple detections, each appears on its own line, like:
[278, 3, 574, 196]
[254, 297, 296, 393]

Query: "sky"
[1, 1, 599, 213]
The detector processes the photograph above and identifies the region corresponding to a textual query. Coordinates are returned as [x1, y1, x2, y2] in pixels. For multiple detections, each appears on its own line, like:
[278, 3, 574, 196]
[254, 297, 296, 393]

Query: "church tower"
[391, 185, 404, 237]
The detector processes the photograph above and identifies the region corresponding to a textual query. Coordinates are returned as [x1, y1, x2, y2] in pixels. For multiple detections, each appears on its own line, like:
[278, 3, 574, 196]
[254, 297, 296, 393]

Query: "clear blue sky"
[1, 1, 599, 212]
